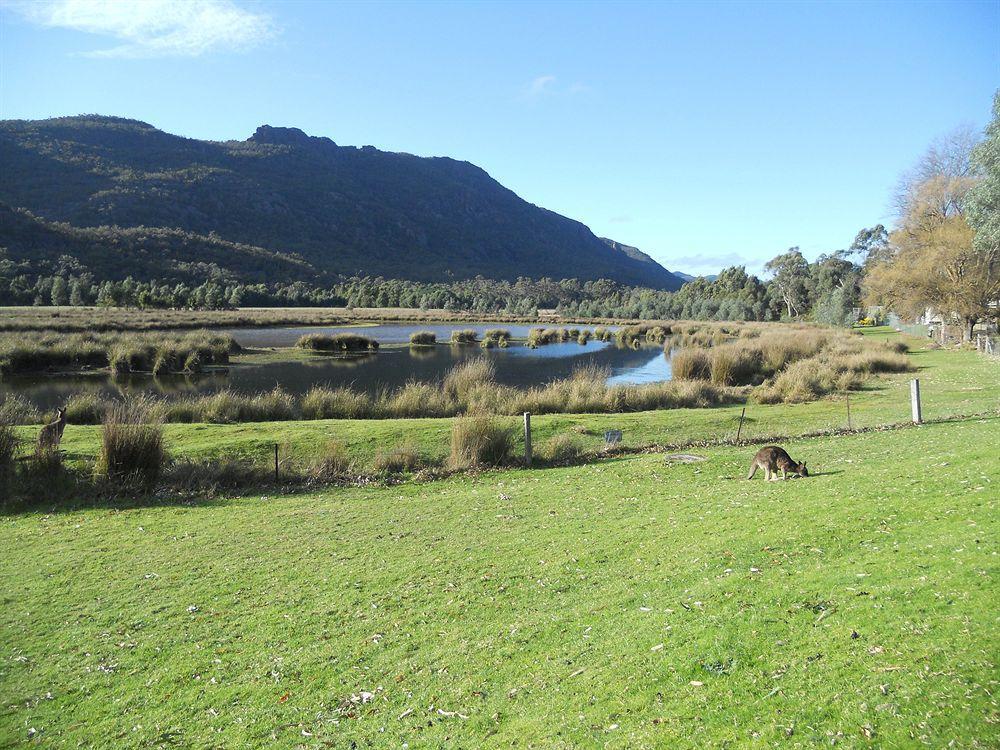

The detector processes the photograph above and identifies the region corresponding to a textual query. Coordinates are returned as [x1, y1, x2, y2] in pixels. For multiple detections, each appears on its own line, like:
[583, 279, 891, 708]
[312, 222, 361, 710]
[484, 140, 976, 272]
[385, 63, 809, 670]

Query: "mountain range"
[0, 116, 685, 290]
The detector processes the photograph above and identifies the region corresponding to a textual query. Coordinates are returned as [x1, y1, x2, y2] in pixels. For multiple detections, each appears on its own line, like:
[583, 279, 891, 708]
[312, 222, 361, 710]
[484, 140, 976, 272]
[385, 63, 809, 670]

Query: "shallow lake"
[2, 324, 675, 410]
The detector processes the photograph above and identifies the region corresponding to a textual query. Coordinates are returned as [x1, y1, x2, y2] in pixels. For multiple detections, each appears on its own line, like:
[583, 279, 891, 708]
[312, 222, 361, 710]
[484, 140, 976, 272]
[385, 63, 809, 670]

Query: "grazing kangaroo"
[37, 407, 68, 453]
[746, 445, 808, 481]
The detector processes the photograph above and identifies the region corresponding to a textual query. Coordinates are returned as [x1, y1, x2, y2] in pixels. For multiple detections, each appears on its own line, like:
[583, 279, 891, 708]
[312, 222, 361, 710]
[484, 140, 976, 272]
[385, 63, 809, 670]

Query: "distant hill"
[674, 271, 719, 283]
[0, 116, 684, 290]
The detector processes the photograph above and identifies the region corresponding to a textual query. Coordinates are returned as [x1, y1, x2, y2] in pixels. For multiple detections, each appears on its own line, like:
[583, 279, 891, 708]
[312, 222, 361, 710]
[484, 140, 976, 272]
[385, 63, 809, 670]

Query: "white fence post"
[523, 412, 532, 466]
[910, 379, 922, 424]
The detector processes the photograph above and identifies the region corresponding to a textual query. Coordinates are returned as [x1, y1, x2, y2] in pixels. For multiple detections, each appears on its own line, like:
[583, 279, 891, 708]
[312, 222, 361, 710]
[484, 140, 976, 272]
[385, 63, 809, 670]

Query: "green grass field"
[3, 330, 999, 747]
[2, 418, 998, 747]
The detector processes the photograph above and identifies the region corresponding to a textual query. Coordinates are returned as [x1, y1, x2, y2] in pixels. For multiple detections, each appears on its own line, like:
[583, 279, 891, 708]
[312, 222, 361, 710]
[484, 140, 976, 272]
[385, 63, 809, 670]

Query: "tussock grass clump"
[96, 399, 166, 489]
[309, 440, 353, 480]
[449, 415, 515, 469]
[187, 387, 298, 423]
[371, 440, 428, 475]
[481, 329, 512, 348]
[443, 357, 496, 401]
[538, 433, 586, 464]
[450, 329, 479, 344]
[526, 327, 593, 346]
[0, 416, 18, 498]
[301, 386, 373, 420]
[593, 326, 612, 341]
[381, 381, 453, 418]
[296, 333, 379, 352]
[409, 331, 436, 346]
[672, 348, 712, 380]
[0, 330, 235, 377]
[169, 458, 277, 494]
[617, 324, 671, 347]
[65, 392, 111, 424]
[0, 395, 40, 425]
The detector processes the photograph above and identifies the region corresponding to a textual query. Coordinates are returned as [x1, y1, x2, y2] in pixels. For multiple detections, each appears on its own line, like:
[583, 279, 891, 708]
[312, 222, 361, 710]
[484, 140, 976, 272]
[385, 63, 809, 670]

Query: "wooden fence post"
[910, 379, 922, 424]
[523, 412, 532, 466]
[274, 443, 279, 481]
[846, 393, 852, 431]
[736, 407, 746, 442]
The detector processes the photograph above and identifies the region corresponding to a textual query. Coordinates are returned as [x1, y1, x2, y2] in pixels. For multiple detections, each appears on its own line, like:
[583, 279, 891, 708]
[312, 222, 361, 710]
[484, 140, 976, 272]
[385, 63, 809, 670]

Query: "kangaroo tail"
[746, 463, 757, 480]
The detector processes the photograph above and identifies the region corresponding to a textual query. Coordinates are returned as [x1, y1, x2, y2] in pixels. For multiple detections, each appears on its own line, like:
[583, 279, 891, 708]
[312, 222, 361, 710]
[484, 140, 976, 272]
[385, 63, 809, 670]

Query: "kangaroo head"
[58, 407, 67, 419]
[797, 461, 808, 477]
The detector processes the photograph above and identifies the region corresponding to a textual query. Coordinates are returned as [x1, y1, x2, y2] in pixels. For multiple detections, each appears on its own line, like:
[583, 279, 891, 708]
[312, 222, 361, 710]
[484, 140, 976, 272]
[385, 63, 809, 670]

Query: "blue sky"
[1, 0, 997, 275]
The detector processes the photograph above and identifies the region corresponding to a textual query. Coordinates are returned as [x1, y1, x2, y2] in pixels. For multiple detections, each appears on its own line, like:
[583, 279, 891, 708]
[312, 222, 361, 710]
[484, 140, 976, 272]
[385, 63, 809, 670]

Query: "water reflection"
[2, 324, 675, 410]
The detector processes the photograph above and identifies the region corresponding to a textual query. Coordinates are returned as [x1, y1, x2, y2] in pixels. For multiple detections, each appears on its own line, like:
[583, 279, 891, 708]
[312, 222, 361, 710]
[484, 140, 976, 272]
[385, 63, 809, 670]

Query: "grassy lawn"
[31, 331, 1000, 469]
[2, 417, 998, 747]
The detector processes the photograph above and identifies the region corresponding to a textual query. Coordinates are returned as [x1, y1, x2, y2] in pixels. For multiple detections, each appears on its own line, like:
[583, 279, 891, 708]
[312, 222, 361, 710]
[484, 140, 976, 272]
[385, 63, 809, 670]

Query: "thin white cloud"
[526, 74, 557, 98]
[6, 0, 277, 58]
[670, 252, 755, 275]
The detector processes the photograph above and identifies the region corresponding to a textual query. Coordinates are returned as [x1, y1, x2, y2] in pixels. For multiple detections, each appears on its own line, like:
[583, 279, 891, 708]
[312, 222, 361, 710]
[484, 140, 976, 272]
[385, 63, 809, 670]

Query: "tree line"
[2, 93, 996, 331]
[0, 253, 870, 325]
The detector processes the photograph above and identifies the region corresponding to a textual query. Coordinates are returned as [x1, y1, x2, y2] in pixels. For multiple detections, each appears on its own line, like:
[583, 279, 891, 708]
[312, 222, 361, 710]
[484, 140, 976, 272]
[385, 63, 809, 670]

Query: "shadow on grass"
[1, 488, 238, 516]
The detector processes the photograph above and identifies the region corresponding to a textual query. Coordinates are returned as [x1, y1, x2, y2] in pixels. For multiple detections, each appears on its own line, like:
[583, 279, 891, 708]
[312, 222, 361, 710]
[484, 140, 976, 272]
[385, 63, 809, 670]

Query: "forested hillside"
[0, 116, 683, 289]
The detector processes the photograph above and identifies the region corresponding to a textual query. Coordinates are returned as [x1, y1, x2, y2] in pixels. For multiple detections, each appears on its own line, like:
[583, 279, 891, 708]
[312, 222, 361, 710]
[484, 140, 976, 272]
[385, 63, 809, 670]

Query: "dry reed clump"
[168, 458, 278, 494]
[371, 440, 428, 474]
[96, 398, 166, 489]
[0, 415, 18, 497]
[65, 392, 111, 424]
[308, 439, 354, 480]
[443, 357, 496, 401]
[449, 415, 516, 469]
[672, 348, 712, 380]
[380, 381, 454, 418]
[0, 329, 236, 377]
[186, 387, 297, 423]
[301, 386, 373, 420]
[409, 331, 436, 346]
[296, 333, 379, 352]
[0, 395, 40, 425]
[481, 329, 512, 348]
[450, 329, 479, 344]
[753, 339, 914, 404]
[538, 432, 587, 464]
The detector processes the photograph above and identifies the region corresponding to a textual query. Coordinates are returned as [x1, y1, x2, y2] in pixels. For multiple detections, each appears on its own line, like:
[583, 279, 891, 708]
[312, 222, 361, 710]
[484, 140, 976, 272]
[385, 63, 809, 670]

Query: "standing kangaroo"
[746, 445, 808, 481]
[37, 407, 68, 453]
